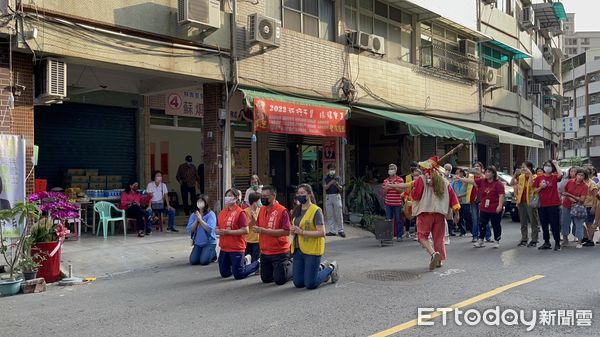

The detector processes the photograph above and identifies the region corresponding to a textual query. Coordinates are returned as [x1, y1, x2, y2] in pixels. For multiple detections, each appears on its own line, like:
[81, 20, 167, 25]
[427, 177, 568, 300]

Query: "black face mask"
[261, 197, 271, 206]
[296, 195, 308, 204]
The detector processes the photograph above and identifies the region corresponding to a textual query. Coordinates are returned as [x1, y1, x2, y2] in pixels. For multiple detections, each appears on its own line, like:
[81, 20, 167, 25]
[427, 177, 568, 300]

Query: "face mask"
[329, 170, 335, 176]
[296, 195, 308, 204]
[261, 197, 271, 207]
[388, 170, 396, 176]
[251, 185, 259, 191]
[544, 166, 552, 174]
[256, 201, 263, 208]
[224, 196, 236, 205]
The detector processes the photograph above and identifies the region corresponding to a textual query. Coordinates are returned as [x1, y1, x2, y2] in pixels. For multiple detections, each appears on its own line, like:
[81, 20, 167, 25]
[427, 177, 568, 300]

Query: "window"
[590, 92, 600, 105]
[566, 47, 578, 55]
[565, 38, 577, 45]
[283, 0, 334, 41]
[345, 0, 413, 63]
[495, 0, 514, 16]
[581, 38, 590, 45]
[576, 95, 585, 108]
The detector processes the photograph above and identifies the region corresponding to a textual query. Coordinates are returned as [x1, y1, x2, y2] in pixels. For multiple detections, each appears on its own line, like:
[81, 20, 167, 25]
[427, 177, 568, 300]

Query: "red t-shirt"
[533, 174, 561, 207]
[383, 176, 404, 206]
[217, 205, 248, 253]
[475, 177, 505, 214]
[562, 179, 589, 209]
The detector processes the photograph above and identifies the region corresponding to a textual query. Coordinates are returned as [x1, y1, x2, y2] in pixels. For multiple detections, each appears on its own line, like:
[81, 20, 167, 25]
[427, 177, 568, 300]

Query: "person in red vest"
[411, 156, 461, 271]
[252, 185, 293, 285]
[216, 188, 259, 279]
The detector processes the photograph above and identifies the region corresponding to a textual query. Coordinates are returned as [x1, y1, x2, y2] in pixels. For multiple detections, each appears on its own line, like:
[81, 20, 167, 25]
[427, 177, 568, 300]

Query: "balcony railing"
[419, 44, 478, 81]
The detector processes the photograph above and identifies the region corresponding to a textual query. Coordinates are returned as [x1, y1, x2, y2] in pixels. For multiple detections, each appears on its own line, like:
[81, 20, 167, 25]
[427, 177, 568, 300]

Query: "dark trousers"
[245, 242, 260, 263]
[538, 206, 561, 246]
[218, 251, 259, 280]
[479, 211, 502, 241]
[260, 253, 292, 285]
[180, 185, 197, 215]
[125, 204, 148, 232]
[460, 204, 472, 232]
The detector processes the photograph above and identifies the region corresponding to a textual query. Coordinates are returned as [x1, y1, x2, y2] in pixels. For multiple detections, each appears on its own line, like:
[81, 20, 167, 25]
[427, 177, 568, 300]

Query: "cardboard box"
[66, 169, 86, 176]
[70, 175, 89, 183]
[89, 176, 107, 183]
[70, 183, 88, 190]
[107, 176, 122, 183]
[89, 182, 107, 190]
[85, 169, 99, 176]
[107, 182, 123, 189]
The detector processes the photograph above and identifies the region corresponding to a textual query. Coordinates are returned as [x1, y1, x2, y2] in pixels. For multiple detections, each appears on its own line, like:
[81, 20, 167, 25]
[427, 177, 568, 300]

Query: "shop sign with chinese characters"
[166, 88, 204, 118]
[253, 99, 347, 137]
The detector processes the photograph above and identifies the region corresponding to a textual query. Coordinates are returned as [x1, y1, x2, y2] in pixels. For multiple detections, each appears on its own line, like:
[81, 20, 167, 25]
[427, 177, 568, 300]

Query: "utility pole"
[585, 59, 590, 163]
[223, 0, 239, 197]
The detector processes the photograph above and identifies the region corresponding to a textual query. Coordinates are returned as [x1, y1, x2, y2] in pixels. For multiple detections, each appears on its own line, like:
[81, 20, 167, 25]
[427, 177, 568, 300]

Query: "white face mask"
[224, 196, 236, 205]
[388, 170, 397, 176]
[329, 170, 336, 176]
[544, 166, 553, 174]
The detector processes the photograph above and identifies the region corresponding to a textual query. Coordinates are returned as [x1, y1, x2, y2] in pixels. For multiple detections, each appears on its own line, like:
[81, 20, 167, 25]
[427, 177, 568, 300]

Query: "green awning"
[355, 106, 476, 142]
[553, 2, 567, 21]
[438, 119, 544, 148]
[487, 40, 532, 60]
[239, 88, 349, 111]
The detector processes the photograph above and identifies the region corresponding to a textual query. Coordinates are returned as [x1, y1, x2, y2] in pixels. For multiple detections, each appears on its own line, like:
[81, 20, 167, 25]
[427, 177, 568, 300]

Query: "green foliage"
[346, 176, 377, 215]
[0, 201, 40, 280]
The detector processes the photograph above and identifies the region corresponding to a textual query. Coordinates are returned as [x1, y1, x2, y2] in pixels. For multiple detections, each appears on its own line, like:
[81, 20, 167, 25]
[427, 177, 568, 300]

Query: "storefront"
[230, 89, 349, 208]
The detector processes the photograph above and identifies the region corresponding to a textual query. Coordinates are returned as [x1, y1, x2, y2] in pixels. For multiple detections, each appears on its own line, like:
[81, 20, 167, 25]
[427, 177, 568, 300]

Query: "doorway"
[298, 145, 324, 206]
[269, 150, 287, 206]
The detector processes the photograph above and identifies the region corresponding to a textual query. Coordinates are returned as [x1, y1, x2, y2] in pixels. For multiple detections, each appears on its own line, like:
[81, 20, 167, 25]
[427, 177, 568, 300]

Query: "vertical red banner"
[150, 142, 156, 177]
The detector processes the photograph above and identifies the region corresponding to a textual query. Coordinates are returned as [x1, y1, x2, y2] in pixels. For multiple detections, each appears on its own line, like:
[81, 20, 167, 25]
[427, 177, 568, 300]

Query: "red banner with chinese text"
[253, 98, 347, 137]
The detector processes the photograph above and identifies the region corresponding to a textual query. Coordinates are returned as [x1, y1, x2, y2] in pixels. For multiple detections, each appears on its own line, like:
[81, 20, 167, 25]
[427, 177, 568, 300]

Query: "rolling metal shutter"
[35, 103, 137, 189]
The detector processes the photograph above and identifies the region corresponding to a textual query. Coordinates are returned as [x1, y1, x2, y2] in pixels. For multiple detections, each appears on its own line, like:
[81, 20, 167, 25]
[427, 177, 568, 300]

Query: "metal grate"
[363, 270, 420, 282]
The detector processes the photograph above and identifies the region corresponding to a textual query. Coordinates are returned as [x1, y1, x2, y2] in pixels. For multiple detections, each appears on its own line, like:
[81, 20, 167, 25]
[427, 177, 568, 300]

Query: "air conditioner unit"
[482, 0, 497, 5]
[459, 39, 477, 59]
[34, 58, 67, 103]
[543, 50, 556, 65]
[347, 31, 372, 51]
[520, 6, 535, 30]
[248, 13, 281, 48]
[177, 0, 221, 30]
[483, 66, 499, 86]
[462, 61, 479, 80]
[370, 34, 385, 55]
[530, 83, 543, 94]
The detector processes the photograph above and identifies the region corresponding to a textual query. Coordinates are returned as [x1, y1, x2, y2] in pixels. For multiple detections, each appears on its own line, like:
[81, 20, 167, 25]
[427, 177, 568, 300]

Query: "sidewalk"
[60, 222, 374, 279]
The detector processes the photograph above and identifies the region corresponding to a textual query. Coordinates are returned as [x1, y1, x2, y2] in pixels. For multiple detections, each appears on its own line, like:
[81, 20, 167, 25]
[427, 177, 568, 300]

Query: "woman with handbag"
[561, 168, 591, 249]
[186, 194, 217, 265]
[533, 161, 563, 251]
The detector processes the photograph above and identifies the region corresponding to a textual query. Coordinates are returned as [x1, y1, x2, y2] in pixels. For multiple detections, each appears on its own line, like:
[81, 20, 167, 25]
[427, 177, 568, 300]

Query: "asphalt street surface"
[3, 220, 599, 337]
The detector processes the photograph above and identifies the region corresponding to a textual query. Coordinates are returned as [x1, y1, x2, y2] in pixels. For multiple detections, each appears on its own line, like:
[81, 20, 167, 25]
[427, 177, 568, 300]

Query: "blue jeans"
[561, 207, 585, 240]
[292, 250, 333, 290]
[189, 243, 217, 266]
[157, 208, 176, 230]
[386, 205, 403, 238]
[218, 251, 259, 280]
[470, 204, 491, 240]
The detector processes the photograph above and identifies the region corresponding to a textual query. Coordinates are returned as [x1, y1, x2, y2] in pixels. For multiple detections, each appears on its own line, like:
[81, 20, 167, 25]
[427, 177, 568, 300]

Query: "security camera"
[13, 84, 26, 96]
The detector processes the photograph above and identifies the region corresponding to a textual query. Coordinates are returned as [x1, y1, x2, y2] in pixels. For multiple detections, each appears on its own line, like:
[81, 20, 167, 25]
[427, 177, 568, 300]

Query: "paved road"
[3, 221, 599, 337]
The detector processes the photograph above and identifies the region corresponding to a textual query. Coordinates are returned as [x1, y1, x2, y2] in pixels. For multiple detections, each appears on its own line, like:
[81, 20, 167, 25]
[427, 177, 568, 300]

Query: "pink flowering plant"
[28, 192, 79, 243]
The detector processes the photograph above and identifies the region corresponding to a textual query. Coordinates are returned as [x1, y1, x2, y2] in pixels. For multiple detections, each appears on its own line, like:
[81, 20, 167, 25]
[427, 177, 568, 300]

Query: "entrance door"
[299, 145, 323, 206]
[269, 150, 287, 206]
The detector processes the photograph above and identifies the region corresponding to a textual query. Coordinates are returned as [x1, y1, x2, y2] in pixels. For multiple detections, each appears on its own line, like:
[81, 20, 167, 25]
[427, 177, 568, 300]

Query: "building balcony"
[419, 44, 478, 82]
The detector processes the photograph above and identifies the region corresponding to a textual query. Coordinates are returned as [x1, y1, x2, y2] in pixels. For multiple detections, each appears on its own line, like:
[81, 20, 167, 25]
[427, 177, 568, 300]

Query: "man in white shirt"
[146, 170, 178, 232]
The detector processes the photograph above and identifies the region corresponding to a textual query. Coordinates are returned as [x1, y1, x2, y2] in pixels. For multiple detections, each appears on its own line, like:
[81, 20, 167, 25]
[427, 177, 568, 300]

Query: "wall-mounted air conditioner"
[459, 39, 477, 59]
[348, 31, 385, 55]
[177, 0, 221, 30]
[370, 34, 385, 55]
[483, 66, 499, 86]
[520, 6, 535, 30]
[248, 13, 281, 48]
[35, 58, 67, 104]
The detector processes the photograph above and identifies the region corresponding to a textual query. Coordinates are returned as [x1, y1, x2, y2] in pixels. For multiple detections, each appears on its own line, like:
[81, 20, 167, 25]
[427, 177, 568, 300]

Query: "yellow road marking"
[369, 274, 545, 337]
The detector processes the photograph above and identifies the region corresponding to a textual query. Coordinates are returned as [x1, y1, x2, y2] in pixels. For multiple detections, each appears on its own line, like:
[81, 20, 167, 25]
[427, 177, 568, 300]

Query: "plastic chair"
[94, 201, 127, 239]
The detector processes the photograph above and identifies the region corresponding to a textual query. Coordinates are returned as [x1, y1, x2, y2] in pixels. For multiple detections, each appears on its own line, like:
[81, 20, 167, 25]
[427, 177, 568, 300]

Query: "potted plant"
[0, 201, 39, 296]
[18, 237, 45, 280]
[28, 192, 78, 283]
[346, 176, 377, 224]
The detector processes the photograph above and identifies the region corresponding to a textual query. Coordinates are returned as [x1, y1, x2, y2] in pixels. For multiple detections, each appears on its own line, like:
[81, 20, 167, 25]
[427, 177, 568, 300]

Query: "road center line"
[368, 274, 545, 337]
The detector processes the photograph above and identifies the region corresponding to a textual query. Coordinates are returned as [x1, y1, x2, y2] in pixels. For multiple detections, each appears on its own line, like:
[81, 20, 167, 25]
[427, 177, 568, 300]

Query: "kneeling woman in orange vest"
[290, 184, 339, 289]
[216, 188, 259, 279]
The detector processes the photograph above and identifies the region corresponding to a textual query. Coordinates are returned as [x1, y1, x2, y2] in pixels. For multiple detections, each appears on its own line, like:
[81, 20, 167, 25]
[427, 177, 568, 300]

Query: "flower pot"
[32, 242, 61, 283]
[349, 213, 363, 224]
[0, 279, 23, 296]
[22, 271, 38, 281]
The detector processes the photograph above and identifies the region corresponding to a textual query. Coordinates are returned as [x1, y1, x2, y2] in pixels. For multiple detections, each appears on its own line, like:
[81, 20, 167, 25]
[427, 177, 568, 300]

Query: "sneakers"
[167, 228, 179, 233]
[583, 241, 595, 247]
[576, 243, 583, 249]
[527, 241, 538, 248]
[244, 254, 252, 266]
[320, 260, 330, 283]
[329, 261, 339, 283]
[471, 238, 478, 243]
[326, 232, 337, 237]
[137, 230, 145, 237]
[338, 231, 346, 238]
[396, 237, 403, 242]
[554, 245, 562, 251]
[518, 241, 527, 247]
[429, 252, 441, 271]
[473, 240, 484, 248]
[485, 239, 493, 243]
[538, 243, 552, 250]
[445, 237, 450, 245]
[493, 241, 500, 249]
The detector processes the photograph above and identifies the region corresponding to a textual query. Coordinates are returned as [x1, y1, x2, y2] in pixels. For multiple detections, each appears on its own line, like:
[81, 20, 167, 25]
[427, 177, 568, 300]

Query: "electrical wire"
[238, 76, 342, 103]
